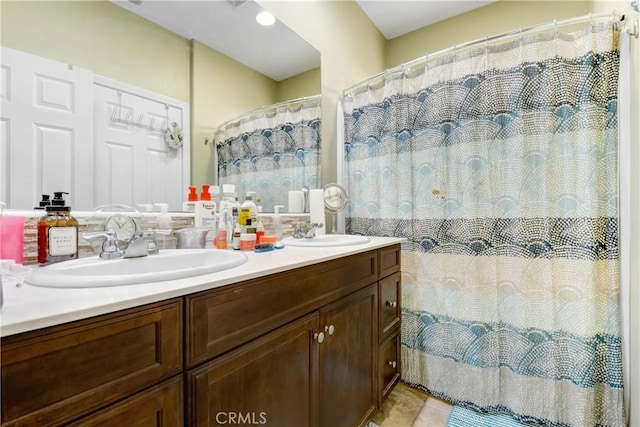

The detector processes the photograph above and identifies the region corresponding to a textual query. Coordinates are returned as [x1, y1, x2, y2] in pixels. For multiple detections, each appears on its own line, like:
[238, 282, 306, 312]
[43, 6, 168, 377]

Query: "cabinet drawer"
[379, 332, 401, 406]
[1, 299, 182, 427]
[378, 244, 401, 279]
[69, 375, 183, 427]
[379, 272, 401, 342]
[186, 250, 377, 366]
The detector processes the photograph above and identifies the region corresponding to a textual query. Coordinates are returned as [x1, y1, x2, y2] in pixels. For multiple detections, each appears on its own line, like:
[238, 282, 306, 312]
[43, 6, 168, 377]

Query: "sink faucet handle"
[142, 228, 159, 255]
[292, 223, 305, 239]
[82, 231, 123, 259]
[82, 230, 117, 242]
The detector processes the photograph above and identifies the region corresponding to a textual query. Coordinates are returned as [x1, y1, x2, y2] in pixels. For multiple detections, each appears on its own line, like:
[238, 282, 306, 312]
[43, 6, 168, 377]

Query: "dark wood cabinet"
[319, 285, 377, 427]
[379, 333, 401, 405]
[1, 299, 182, 427]
[1, 244, 402, 427]
[376, 252, 402, 407]
[378, 272, 401, 343]
[188, 313, 320, 427]
[69, 375, 184, 427]
[185, 250, 377, 367]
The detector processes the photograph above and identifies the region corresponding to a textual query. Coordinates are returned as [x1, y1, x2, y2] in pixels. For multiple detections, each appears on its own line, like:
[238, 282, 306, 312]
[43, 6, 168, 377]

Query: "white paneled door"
[0, 47, 94, 210]
[93, 80, 188, 211]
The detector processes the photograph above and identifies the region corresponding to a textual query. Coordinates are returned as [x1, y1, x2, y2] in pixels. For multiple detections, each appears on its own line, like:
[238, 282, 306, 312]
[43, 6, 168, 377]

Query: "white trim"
[618, 32, 632, 426]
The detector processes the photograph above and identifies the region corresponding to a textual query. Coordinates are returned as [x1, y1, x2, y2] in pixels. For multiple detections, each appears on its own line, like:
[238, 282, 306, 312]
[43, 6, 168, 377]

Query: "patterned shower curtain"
[215, 98, 321, 211]
[343, 22, 624, 426]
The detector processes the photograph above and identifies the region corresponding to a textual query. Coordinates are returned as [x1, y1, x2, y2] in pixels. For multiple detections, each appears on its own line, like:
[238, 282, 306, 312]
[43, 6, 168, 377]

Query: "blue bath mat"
[446, 406, 527, 427]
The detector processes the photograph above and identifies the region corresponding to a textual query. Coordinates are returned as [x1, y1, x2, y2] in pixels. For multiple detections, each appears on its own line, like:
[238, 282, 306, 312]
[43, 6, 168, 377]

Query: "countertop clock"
[104, 214, 137, 240]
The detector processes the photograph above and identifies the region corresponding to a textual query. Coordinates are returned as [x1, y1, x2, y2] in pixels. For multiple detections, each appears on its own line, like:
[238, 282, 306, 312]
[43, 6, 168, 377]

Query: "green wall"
[277, 67, 321, 102]
[386, 1, 591, 68]
[0, 0, 191, 102]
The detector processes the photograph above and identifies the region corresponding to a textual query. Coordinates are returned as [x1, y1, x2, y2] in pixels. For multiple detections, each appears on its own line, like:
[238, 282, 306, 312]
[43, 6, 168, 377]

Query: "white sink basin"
[282, 234, 370, 247]
[25, 249, 248, 288]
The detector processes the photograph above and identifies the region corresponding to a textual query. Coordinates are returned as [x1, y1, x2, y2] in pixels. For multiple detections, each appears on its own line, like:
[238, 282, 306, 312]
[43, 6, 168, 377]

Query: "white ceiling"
[356, 0, 497, 39]
[114, 0, 495, 81]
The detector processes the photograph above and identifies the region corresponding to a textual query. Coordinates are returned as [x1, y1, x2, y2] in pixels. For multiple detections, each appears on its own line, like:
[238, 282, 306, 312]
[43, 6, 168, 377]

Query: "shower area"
[342, 13, 636, 427]
[214, 95, 321, 212]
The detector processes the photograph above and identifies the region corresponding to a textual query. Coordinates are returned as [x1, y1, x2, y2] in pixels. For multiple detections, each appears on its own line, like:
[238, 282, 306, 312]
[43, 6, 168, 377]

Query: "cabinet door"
[319, 285, 377, 427]
[188, 313, 320, 427]
[69, 375, 183, 427]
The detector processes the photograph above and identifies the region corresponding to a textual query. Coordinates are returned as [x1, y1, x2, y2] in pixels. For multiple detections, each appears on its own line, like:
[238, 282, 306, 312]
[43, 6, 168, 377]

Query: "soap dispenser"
[273, 205, 284, 243]
[154, 203, 171, 230]
[195, 184, 217, 247]
[37, 191, 78, 265]
[34, 194, 51, 210]
[183, 186, 198, 212]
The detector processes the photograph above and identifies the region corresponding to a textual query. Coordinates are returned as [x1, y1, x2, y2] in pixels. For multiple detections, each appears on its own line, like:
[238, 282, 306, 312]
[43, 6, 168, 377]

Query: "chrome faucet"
[83, 230, 151, 259]
[292, 223, 324, 239]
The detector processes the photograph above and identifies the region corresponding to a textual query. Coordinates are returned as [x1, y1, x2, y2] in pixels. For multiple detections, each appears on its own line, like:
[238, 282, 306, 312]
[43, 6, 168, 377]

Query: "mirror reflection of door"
[94, 81, 188, 211]
[0, 47, 94, 210]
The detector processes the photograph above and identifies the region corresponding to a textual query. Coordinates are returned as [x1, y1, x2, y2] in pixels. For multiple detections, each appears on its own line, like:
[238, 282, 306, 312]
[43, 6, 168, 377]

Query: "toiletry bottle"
[214, 213, 228, 249]
[34, 194, 51, 210]
[219, 184, 236, 244]
[195, 185, 217, 247]
[255, 206, 265, 244]
[273, 205, 284, 243]
[37, 192, 78, 265]
[239, 191, 258, 226]
[232, 223, 242, 250]
[154, 203, 171, 229]
[211, 185, 221, 209]
[183, 186, 198, 212]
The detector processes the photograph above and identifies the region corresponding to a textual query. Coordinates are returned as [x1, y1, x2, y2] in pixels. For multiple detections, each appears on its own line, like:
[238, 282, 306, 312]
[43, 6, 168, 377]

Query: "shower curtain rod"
[343, 11, 637, 96]
[214, 94, 321, 133]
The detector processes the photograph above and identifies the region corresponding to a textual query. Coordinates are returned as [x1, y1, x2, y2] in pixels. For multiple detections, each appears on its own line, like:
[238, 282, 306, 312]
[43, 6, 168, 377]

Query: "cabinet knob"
[324, 324, 335, 335]
[314, 331, 325, 343]
[386, 300, 397, 308]
[387, 360, 397, 369]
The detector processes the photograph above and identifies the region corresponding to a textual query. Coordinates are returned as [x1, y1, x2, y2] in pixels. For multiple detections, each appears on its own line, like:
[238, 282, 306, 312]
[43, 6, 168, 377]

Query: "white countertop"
[0, 236, 403, 337]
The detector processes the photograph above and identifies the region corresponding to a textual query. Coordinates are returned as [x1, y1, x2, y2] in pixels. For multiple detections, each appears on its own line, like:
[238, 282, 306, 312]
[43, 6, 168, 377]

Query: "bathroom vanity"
[0, 238, 403, 426]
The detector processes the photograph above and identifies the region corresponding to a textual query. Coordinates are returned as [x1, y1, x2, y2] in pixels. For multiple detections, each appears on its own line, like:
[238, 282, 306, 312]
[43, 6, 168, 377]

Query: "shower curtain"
[343, 22, 624, 426]
[215, 98, 321, 211]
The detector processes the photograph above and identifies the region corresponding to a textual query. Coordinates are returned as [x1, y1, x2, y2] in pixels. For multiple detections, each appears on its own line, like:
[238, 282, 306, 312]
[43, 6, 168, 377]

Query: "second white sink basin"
[282, 234, 370, 247]
[25, 249, 248, 288]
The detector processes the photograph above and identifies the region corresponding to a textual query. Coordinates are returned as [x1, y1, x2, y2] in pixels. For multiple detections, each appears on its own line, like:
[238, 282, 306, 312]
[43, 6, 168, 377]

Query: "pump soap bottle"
[34, 194, 51, 210]
[37, 192, 78, 265]
[183, 186, 198, 212]
[195, 184, 217, 247]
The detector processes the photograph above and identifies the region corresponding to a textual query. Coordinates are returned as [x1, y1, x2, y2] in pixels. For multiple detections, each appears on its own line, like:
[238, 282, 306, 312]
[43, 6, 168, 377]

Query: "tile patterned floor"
[368, 383, 453, 427]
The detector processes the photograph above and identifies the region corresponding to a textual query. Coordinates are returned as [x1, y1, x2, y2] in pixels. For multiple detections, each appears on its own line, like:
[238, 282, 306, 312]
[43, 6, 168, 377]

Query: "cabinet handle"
[313, 332, 325, 343]
[324, 324, 335, 335]
[387, 360, 397, 369]
[386, 301, 397, 308]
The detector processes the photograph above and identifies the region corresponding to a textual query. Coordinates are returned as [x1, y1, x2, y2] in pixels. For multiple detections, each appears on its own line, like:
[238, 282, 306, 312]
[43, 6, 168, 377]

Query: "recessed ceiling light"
[256, 10, 275, 26]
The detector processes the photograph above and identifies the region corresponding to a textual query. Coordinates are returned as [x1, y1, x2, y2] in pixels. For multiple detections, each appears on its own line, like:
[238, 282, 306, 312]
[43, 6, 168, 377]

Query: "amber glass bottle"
[37, 192, 78, 265]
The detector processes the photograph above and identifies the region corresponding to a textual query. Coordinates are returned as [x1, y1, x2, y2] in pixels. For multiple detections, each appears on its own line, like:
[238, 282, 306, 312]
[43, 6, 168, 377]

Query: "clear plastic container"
[240, 233, 256, 251]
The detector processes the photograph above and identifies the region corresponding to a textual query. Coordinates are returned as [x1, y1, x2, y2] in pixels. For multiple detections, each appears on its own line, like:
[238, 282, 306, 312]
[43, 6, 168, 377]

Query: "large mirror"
[0, 0, 321, 212]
